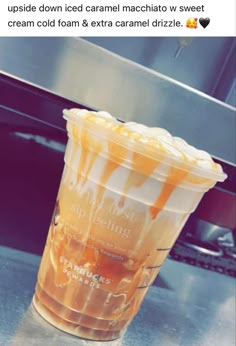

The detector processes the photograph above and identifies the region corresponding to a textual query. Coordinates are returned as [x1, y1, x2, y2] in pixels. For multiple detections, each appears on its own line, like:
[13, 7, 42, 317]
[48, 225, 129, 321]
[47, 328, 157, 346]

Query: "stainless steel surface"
[180, 239, 223, 257]
[218, 232, 235, 248]
[85, 37, 235, 105]
[0, 37, 235, 164]
[193, 219, 231, 243]
[1, 245, 235, 346]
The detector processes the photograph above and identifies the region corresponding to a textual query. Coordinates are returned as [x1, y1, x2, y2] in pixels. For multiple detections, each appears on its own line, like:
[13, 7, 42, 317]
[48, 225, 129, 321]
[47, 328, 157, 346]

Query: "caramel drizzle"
[96, 140, 128, 207]
[119, 152, 161, 208]
[73, 115, 204, 223]
[76, 127, 89, 182]
[80, 146, 103, 188]
[150, 166, 189, 219]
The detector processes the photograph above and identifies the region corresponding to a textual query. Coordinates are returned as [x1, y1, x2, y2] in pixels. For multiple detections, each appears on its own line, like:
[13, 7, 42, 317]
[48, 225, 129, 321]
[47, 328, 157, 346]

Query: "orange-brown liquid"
[33, 112, 215, 340]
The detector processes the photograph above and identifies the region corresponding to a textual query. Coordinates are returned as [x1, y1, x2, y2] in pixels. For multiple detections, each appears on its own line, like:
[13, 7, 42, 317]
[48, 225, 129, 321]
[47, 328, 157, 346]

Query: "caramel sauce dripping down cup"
[32, 109, 227, 341]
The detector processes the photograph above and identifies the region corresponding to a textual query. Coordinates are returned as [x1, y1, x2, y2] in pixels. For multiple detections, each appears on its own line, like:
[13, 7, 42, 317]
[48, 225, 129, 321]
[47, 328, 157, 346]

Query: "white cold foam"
[64, 109, 225, 215]
[66, 108, 224, 178]
[96, 111, 115, 119]
[123, 121, 215, 169]
[70, 108, 90, 118]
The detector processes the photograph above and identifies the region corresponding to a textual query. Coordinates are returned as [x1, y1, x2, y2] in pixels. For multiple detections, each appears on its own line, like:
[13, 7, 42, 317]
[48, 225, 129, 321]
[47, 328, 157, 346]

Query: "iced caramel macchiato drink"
[33, 109, 226, 340]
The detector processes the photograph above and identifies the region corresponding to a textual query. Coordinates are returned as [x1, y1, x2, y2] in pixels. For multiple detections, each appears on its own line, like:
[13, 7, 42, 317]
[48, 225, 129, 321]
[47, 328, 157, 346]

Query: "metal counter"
[0, 245, 235, 346]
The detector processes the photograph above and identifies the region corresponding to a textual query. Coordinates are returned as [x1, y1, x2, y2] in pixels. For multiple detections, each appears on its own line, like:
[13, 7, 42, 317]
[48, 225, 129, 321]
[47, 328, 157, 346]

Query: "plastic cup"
[33, 109, 226, 341]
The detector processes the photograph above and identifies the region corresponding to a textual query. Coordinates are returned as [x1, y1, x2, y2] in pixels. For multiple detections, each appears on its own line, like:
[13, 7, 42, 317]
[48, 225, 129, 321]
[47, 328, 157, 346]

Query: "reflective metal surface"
[194, 219, 231, 243]
[1, 245, 235, 346]
[179, 239, 224, 257]
[0, 37, 235, 163]
[86, 37, 236, 106]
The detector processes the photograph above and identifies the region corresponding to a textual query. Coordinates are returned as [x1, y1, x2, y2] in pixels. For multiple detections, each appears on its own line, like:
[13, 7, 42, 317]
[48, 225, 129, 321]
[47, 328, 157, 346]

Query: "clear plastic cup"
[33, 109, 226, 341]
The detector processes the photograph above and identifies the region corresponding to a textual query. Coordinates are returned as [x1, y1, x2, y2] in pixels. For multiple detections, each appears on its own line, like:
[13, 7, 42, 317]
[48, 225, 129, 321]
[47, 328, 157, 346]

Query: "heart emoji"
[199, 18, 210, 28]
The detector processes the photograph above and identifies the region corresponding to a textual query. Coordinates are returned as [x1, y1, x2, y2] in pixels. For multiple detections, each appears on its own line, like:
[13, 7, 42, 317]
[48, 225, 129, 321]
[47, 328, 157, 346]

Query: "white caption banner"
[0, 0, 235, 36]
